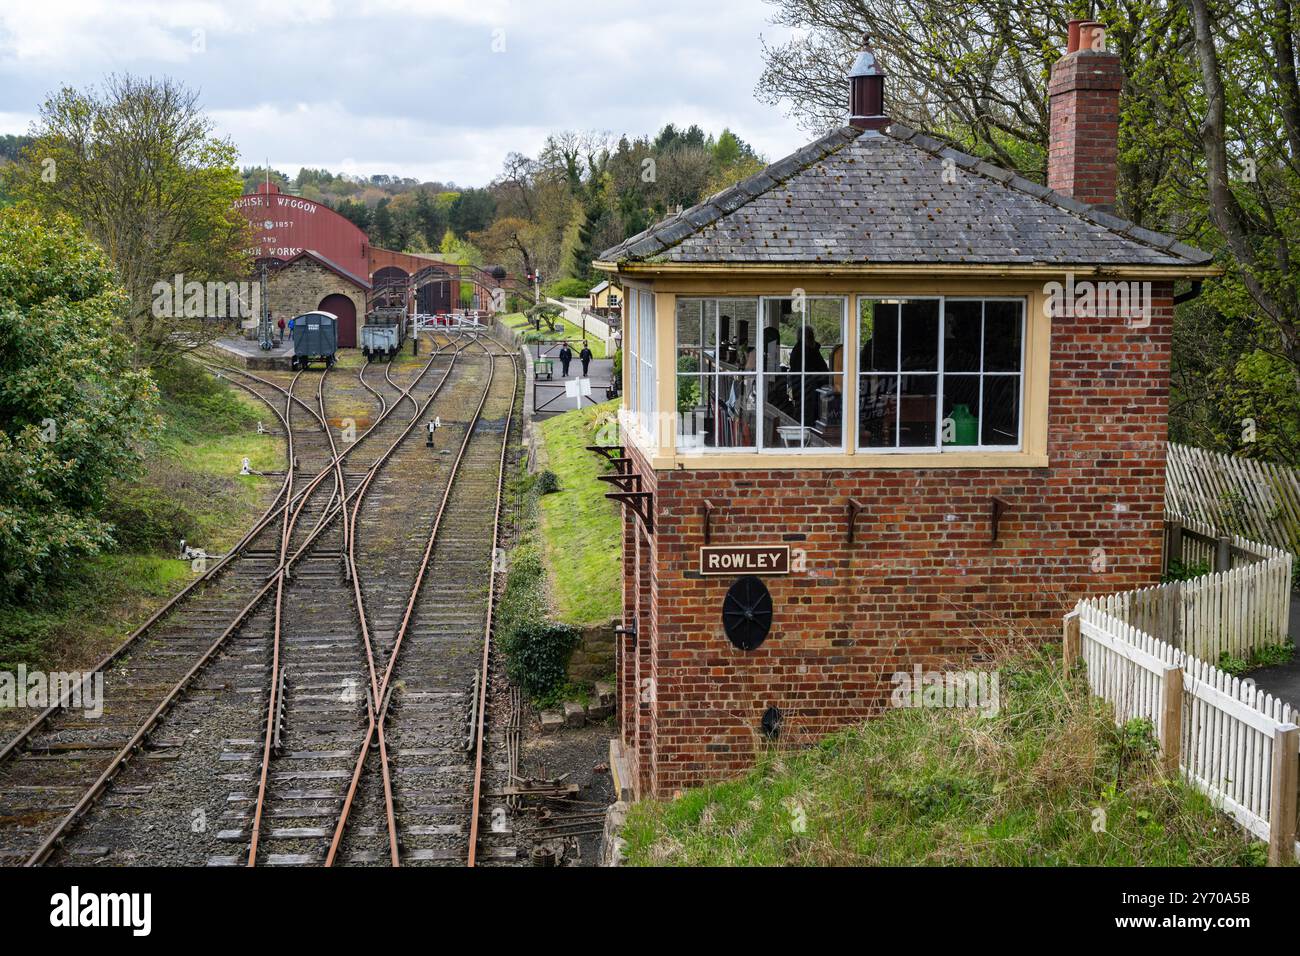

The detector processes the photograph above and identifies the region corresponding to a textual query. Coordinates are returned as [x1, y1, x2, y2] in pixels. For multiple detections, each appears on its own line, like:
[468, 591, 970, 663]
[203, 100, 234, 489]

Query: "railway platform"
[212, 335, 295, 370]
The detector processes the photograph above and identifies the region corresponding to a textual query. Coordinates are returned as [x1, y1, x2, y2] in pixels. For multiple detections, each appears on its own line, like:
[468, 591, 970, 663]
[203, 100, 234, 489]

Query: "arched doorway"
[320, 294, 357, 348]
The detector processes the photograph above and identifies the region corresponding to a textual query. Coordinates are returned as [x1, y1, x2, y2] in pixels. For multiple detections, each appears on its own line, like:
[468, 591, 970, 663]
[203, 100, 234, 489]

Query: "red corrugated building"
[235, 182, 370, 278]
[231, 182, 489, 343]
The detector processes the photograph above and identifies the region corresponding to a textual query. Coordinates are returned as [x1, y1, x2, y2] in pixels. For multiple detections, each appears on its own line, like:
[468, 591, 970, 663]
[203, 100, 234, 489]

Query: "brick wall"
[616, 286, 1174, 797]
[1047, 50, 1124, 208]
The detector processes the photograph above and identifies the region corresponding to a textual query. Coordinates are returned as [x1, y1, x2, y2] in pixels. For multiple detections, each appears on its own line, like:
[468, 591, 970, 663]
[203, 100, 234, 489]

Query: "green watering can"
[944, 404, 979, 446]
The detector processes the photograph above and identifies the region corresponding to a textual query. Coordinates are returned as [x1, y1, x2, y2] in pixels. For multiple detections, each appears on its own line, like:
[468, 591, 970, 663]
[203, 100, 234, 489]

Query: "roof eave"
[598, 260, 1224, 280]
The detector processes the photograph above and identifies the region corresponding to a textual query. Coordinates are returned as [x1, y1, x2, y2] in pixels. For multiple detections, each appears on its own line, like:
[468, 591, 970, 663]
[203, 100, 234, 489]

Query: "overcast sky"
[0, 0, 813, 187]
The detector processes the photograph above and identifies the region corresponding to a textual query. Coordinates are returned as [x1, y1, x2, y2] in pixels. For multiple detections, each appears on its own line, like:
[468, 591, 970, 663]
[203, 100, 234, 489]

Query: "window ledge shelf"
[643, 450, 1050, 471]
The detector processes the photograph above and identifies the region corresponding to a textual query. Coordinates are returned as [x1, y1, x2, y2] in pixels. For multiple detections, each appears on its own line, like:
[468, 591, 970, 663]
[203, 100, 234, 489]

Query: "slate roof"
[598, 124, 1211, 268]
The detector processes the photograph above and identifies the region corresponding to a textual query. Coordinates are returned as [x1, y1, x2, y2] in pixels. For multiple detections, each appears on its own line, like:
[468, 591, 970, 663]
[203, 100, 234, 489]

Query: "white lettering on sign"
[275, 197, 317, 212]
[699, 545, 790, 576]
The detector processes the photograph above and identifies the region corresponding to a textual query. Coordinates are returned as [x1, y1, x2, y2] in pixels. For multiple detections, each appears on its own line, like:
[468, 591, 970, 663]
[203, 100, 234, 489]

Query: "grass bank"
[0, 361, 283, 673]
[622, 643, 1266, 866]
[534, 399, 622, 627]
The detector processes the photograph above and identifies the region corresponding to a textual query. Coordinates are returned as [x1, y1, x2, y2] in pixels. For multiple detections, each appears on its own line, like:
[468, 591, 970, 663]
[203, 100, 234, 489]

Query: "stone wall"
[263, 258, 366, 336]
[566, 623, 616, 683]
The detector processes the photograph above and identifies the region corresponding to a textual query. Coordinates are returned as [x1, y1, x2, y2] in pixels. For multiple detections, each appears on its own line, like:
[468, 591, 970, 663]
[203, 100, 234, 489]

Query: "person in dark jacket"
[788, 326, 829, 420]
[558, 341, 573, 377]
[276, 316, 285, 342]
[579, 342, 593, 377]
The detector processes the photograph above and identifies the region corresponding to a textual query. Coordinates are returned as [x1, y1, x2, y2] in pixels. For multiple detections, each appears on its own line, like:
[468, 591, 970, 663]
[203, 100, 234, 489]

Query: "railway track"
[233, 338, 488, 866]
[0, 336, 461, 865]
[0, 367, 312, 866]
[324, 335, 520, 866]
[0, 329, 522, 867]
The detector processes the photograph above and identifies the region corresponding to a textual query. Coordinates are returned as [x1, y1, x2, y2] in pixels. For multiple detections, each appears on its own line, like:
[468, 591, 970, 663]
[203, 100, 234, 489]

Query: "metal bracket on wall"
[990, 496, 1012, 543]
[614, 623, 637, 649]
[847, 499, 865, 543]
[597, 471, 642, 493]
[606, 490, 654, 535]
[584, 444, 624, 463]
[702, 500, 714, 544]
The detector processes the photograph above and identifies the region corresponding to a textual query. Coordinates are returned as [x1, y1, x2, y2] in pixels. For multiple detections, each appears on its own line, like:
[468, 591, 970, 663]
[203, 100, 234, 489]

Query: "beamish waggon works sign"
[699, 545, 790, 576]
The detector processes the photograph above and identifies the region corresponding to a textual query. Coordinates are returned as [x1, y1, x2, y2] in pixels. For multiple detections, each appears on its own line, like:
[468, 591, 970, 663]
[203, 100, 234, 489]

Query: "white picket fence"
[1166, 442, 1300, 555]
[1071, 602, 1300, 862]
[1096, 520, 1292, 664]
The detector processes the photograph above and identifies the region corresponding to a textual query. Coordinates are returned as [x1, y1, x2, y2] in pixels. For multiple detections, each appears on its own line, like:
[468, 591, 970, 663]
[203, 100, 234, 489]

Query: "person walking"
[579, 342, 593, 377]
[276, 316, 285, 342]
[558, 341, 573, 377]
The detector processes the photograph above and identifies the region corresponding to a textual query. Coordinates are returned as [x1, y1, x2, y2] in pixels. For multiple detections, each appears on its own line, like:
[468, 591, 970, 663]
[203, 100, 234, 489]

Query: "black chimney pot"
[849, 35, 889, 131]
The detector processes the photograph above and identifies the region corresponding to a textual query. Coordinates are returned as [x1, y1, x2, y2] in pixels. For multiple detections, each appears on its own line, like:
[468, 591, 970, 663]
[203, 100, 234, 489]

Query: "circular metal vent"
[721, 575, 773, 651]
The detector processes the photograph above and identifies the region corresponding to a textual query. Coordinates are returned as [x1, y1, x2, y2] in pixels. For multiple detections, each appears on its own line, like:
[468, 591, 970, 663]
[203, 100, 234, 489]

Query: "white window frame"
[672, 296, 849, 454]
[756, 295, 848, 454]
[673, 297, 761, 453]
[852, 295, 1027, 454]
[635, 289, 657, 444]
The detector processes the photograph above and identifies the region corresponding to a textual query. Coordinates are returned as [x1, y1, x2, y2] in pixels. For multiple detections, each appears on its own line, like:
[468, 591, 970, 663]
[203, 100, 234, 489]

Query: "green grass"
[0, 556, 193, 673]
[622, 645, 1268, 867]
[535, 400, 622, 626]
[0, 361, 284, 671]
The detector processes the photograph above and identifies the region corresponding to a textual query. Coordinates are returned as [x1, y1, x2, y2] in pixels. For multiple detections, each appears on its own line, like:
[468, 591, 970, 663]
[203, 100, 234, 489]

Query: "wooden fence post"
[1215, 535, 1232, 573]
[1159, 665, 1183, 776]
[1268, 725, 1299, 866]
[1166, 520, 1183, 577]
[1062, 611, 1081, 675]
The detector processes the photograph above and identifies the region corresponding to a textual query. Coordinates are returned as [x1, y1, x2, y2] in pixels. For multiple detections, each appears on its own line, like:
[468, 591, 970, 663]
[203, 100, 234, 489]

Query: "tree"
[0, 205, 159, 601]
[449, 187, 497, 236]
[753, 0, 1300, 462]
[334, 197, 372, 233]
[5, 75, 251, 365]
[470, 216, 539, 278]
[1183, 0, 1300, 413]
[371, 197, 397, 248]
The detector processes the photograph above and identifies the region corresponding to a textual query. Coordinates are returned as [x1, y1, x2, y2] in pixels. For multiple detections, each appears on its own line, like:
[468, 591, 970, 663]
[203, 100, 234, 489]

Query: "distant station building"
[594, 24, 1220, 797]
[232, 181, 505, 343]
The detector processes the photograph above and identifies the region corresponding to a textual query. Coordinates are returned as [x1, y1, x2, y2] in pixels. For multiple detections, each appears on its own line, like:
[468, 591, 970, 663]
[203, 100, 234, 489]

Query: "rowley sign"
[699, 545, 790, 576]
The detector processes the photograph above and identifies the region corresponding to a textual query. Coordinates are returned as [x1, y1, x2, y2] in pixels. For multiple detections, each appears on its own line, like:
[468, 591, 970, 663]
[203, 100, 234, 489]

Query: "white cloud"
[0, 0, 816, 184]
[0, 110, 35, 134]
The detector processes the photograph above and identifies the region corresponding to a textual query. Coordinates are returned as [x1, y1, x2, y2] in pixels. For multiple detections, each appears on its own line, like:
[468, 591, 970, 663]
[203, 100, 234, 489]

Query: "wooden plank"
[1160, 665, 1183, 776]
[1269, 725, 1299, 866]
[1062, 610, 1081, 675]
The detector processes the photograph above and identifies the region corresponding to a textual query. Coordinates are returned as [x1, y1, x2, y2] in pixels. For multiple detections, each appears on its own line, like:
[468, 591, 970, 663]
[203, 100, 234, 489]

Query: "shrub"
[100, 482, 199, 552]
[544, 277, 591, 299]
[500, 617, 579, 698]
[534, 469, 560, 495]
[0, 205, 160, 601]
[1163, 558, 1210, 582]
[496, 482, 578, 702]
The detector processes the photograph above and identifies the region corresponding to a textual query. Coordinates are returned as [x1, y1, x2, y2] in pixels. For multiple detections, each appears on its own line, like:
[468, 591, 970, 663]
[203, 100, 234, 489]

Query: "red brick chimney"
[1047, 18, 1123, 209]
